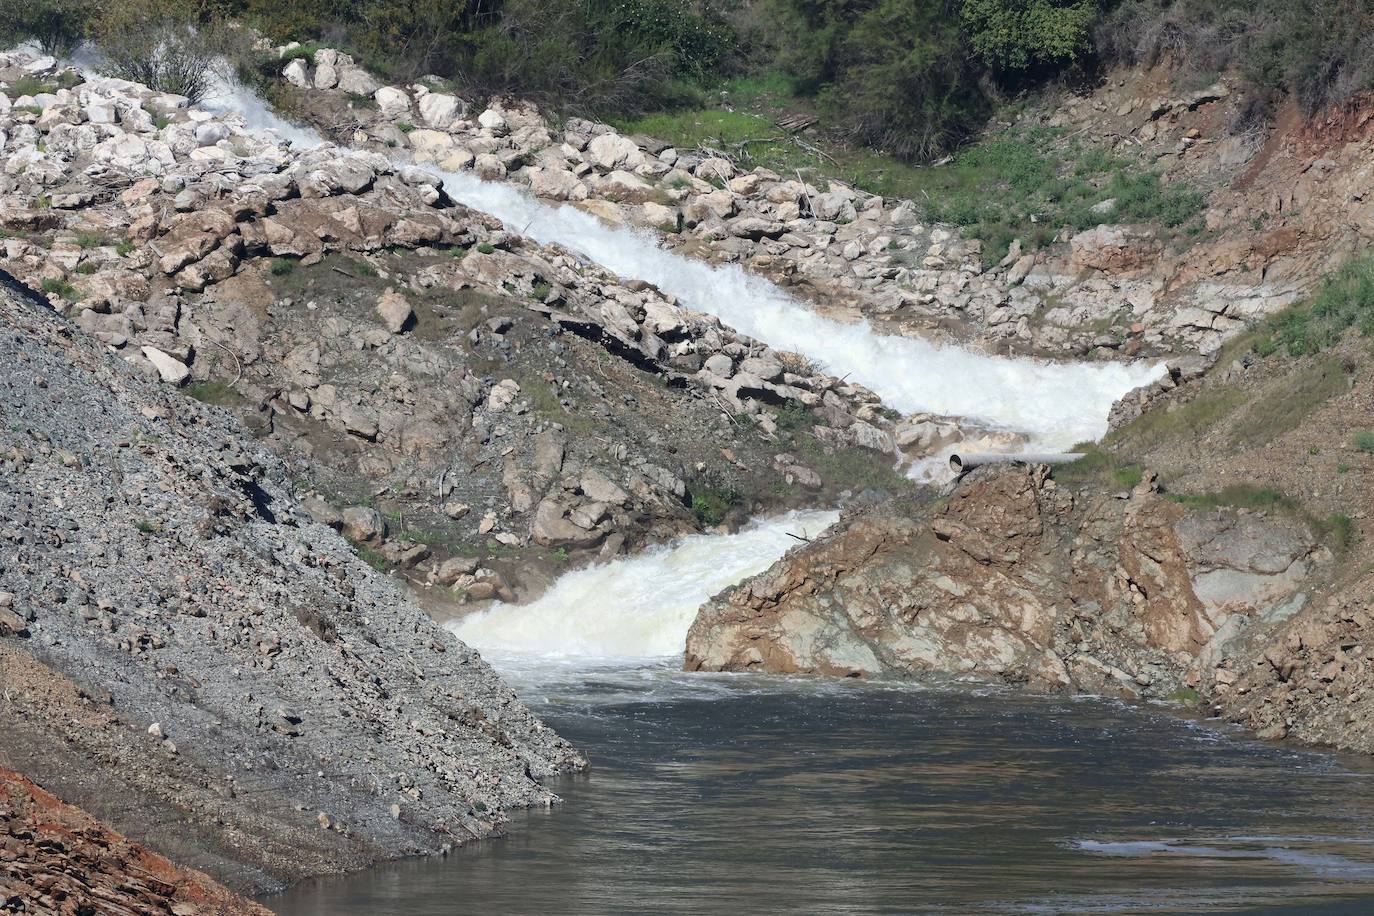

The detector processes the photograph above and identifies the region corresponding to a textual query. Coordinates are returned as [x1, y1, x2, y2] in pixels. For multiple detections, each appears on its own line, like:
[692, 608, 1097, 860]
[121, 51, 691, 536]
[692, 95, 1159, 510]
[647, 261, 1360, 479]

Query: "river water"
[271, 665, 1374, 915]
[270, 514, 1374, 915]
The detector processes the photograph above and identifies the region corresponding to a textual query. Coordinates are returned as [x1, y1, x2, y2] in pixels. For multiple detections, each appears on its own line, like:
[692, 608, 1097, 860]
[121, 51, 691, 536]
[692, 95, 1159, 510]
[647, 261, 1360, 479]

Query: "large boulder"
[418, 93, 465, 130]
[374, 86, 411, 119]
[531, 498, 606, 549]
[586, 133, 645, 172]
[375, 289, 414, 334]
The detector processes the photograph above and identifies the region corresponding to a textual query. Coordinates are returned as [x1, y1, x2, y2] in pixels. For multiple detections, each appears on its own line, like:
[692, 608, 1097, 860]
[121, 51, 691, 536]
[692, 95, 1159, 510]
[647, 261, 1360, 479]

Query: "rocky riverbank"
[687, 316, 1374, 750]
[0, 275, 585, 894]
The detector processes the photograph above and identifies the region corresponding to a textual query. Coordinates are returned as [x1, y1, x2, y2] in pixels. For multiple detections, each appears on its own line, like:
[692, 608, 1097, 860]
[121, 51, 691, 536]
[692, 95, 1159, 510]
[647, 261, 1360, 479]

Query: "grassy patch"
[774, 401, 813, 433]
[1253, 254, 1374, 357]
[75, 232, 108, 250]
[269, 258, 295, 276]
[40, 277, 78, 300]
[1226, 357, 1351, 447]
[355, 546, 388, 571]
[1354, 430, 1374, 453]
[1054, 443, 1144, 490]
[615, 111, 1205, 264]
[1163, 485, 1296, 511]
[476, 243, 497, 255]
[518, 373, 599, 436]
[1107, 385, 1245, 451]
[186, 380, 244, 407]
[1315, 513, 1357, 552]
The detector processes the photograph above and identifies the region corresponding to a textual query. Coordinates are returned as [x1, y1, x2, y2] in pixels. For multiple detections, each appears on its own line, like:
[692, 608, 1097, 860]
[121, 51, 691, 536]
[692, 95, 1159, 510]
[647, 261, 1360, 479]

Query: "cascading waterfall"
[203, 79, 1162, 661]
[429, 170, 1164, 452]
[204, 78, 1162, 453]
[450, 510, 838, 664]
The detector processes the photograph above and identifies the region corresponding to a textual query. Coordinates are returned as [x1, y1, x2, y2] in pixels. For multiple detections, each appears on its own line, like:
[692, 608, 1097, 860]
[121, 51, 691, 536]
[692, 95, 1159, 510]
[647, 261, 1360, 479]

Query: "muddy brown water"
[268, 663, 1374, 915]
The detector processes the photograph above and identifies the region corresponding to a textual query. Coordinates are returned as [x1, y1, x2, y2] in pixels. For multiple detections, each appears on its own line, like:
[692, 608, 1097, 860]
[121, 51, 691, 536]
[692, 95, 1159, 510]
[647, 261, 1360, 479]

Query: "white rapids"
[203, 78, 1161, 453]
[449, 510, 837, 664]
[431, 170, 1163, 452]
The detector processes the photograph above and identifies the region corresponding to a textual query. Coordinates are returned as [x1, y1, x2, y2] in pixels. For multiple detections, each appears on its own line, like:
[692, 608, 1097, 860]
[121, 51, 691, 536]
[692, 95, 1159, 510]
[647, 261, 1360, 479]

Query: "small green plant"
[40, 277, 78, 300]
[552, 547, 569, 566]
[1355, 430, 1374, 453]
[153, 115, 171, 130]
[775, 401, 813, 433]
[1338, 463, 1351, 474]
[691, 488, 739, 526]
[344, 257, 379, 279]
[530, 281, 552, 300]
[74, 262, 98, 275]
[476, 242, 497, 255]
[135, 519, 157, 534]
[1316, 513, 1357, 551]
[1169, 686, 1201, 707]
[396, 121, 416, 133]
[186, 381, 241, 406]
[13, 105, 42, 116]
[356, 546, 388, 571]
[115, 240, 135, 256]
[1254, 255, 1374, 357]
[269, 258, 295, 276]
[75, 233, 107, 250]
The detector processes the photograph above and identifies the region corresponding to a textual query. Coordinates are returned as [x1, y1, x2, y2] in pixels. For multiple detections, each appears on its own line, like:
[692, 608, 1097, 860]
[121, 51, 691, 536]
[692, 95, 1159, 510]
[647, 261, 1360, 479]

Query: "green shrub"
[1096, 0, 1374, 118]
[476, 242, 496, 255]
[40, 277, 77, 299]
[767, 0, 990, 160]
[775, 401, 813, 433]
[691, 490, 736, 526]
[91, 0, 237, 103]
[962, 0, 1101, 75]
[269, 258, 295, 276]
[1354, 430, 1374, 453]
[0, 0, 94, 56]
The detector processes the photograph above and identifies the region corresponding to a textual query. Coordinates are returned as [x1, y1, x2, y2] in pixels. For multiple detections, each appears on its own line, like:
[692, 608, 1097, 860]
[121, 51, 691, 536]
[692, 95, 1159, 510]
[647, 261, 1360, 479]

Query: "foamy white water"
[435, 169, 1164, 450]
[449, 510, 837, 663]
[203, 81, 1161, 451]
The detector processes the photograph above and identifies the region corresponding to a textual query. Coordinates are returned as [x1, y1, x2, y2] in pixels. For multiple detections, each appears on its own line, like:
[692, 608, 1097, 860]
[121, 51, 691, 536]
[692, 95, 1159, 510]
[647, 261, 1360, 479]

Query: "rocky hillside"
[687, 310, 1374, 751]
[272, 48, 1374, 366]
[0, 274, 586, 894]
[0, 48, 911, 615]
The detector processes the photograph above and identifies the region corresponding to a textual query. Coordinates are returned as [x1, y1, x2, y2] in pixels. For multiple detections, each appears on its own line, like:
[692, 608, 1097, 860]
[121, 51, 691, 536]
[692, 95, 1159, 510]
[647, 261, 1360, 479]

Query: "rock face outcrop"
[686, 466, 1327, 699]
[0, 767, 271, 915]
[0, 279, 583, 893]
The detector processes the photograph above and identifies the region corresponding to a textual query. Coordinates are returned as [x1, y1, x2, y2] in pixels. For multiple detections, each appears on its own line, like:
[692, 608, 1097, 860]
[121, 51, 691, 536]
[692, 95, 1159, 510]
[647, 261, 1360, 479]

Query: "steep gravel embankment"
[0, 275, 584, 895]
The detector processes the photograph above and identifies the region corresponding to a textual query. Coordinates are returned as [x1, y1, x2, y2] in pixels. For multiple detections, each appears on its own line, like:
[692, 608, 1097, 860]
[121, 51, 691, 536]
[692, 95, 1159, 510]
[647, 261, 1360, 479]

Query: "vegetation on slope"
[6, 0, 1373, 160]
